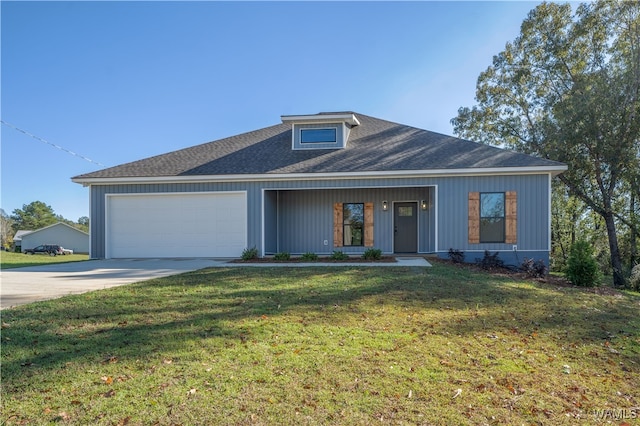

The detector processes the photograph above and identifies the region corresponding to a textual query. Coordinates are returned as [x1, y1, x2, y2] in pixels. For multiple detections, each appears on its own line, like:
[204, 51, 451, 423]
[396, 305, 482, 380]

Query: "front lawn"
[1, 263, 638, 425]
[0, 251, 89, 269]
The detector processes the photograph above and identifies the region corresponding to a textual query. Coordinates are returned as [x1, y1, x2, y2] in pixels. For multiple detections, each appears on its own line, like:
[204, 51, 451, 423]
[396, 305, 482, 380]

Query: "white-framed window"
[300, 128, 337, 144]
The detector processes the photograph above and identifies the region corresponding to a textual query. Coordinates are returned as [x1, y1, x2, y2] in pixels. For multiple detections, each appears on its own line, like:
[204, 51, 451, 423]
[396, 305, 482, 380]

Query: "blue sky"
[1, 1, 543, 221]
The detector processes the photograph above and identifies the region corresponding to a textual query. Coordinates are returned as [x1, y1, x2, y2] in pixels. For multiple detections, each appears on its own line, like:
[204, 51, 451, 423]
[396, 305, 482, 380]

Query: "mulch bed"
[429, 257, 625, 296]
[231, 256, 397, 264]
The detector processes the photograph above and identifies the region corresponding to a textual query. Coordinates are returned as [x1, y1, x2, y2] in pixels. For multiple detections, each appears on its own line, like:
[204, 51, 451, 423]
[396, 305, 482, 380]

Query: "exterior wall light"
[382, 201, 388, 211]
[421, 200, 428, 210]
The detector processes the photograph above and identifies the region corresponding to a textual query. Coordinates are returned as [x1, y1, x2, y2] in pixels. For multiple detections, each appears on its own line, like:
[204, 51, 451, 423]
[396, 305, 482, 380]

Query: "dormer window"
[282, 112, 360, 151]
[300, 128, 337, 144]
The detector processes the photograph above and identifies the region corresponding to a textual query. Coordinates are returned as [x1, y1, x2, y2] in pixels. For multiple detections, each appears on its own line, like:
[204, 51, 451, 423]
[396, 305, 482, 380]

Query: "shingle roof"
[73, 112, 565, 180]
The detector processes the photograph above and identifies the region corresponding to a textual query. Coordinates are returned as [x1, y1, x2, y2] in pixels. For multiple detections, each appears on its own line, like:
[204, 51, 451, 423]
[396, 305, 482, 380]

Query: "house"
[72, 112, 567, 265]
[19, 222, 89, 254]
[12, 230, 33, 252]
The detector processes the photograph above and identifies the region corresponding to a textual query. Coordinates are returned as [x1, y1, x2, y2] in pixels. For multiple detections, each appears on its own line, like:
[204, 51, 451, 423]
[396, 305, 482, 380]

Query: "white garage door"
[106, 192, 247, 258]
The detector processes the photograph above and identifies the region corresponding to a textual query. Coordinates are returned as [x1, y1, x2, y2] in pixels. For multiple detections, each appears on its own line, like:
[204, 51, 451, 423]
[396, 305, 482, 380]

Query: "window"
[334, 202, 374, 248]
[469, 191, 517, 245]
[300, 128, 337, 144]
[480, 192, 505, 243]
[343, 203, 364, 246]
[398, 206, 413, 216]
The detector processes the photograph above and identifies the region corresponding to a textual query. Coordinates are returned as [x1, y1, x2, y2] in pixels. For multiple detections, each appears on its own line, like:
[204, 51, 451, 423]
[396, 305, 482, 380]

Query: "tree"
[77, 216, 89, 233]
[0, 209, 14, 248]
[452, 1, 640, 287]
[10, 201, 58, 232]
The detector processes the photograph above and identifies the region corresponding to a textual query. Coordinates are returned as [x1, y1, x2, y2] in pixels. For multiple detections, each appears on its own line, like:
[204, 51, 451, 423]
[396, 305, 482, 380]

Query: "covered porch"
[262, 186, 436, 256]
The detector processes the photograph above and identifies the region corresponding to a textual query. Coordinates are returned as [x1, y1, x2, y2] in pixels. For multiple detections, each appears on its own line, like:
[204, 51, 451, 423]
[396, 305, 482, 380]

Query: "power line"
[1, 120, 107, 167]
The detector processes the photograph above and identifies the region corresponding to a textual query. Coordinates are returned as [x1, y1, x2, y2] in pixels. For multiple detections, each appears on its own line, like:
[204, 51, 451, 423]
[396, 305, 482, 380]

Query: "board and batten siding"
[436, 174, 551, 265]
[87, 173, 551, 260]
[274, 187, 434, 255]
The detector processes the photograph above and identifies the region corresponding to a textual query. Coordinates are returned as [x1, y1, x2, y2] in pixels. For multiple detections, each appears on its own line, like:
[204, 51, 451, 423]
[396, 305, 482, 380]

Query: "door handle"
[394, 226, 398, 233]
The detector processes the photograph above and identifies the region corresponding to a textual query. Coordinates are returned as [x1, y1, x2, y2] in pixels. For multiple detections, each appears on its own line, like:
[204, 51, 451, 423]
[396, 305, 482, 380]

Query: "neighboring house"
[20, 222, 89, 254]
[13, 230, 33, 252]
[72, 112, 567, 265]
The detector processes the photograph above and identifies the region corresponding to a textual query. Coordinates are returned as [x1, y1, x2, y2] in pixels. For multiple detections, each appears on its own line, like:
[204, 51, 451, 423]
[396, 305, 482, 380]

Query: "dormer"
[281, 112, 360, 150]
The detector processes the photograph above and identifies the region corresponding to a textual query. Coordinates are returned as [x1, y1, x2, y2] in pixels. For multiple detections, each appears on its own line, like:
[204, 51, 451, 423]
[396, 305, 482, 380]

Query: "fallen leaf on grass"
[117, 417, 131, 426]
[103, 389, 116, 398]
[453, 388, 462, 399]
[188, 388, 197, 395]
[101, 376, 113, 385]
[56, 412, 71, 421]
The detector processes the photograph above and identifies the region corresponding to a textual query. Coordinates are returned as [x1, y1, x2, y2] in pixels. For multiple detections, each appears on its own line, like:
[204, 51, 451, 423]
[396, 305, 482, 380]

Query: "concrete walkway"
[1, 257, 431, 309]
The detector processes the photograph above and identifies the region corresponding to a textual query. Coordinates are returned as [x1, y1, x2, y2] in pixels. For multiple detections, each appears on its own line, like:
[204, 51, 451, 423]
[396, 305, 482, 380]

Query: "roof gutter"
[72, 165, 568, 186]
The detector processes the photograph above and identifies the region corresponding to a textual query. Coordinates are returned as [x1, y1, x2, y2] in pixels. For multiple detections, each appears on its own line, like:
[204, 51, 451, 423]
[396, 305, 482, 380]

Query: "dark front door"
[394, 202, 418, 253]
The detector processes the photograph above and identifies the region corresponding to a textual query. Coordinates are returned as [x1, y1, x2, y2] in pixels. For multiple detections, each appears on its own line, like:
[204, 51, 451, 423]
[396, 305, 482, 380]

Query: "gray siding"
[436, 174, 550, 252]
[87, 174, 551, 262]
[275, 187, 434, 255]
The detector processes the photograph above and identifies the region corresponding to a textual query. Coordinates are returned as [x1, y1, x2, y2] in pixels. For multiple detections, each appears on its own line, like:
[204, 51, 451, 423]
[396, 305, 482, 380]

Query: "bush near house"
[300, 252, 318, 261]
[448, 248, 465, 264]
[273, 252, 291, 261]
[477, 250, 504, 271]
[565, 241, 601, 287]
[330, 250, 349, 261]
[521, 258, 548, 278]
[362, 248, 382, 261]
[241, 247, 259, 261]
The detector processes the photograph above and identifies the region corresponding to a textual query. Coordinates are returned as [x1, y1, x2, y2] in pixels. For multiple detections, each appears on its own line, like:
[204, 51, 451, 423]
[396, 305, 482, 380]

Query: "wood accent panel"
[364, 202, 374, 247]
[468, 192, 480, 244]
[333, 203, 343, 247]
[505, 191, 517, 244]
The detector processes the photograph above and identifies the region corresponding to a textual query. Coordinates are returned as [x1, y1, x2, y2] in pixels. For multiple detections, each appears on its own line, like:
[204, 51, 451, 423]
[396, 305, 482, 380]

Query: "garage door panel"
[107, 193, 247, 258]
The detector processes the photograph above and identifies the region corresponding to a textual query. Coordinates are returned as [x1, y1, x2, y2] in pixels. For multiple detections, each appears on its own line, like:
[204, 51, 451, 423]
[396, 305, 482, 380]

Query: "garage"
[106, 192, 247, 258]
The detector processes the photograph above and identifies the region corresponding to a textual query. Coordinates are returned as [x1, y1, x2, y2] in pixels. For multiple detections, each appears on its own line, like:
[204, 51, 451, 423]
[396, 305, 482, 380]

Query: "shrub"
[362, 248, 382, 261]
[301, 252, 318, 261]
[448, 248, 465, 264]
[477, 250, 504, 270]
[565, 241, 601, 287]
[241, 246, 258, 261]
[521, 258, 548, 278]
[330, 250, 349, 261]
[273, 252, 291, 261]
[628, 264, 640, 291]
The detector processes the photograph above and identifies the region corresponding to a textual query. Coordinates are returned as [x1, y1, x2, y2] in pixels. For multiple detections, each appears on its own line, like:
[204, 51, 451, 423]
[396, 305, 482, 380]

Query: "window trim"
[300, 127, 338, 145]
[479, 192, 506, 243]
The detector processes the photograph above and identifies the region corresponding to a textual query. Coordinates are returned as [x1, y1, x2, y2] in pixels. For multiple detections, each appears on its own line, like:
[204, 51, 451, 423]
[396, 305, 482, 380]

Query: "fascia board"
[281, 114, 360, 126]
[72, 165, 568, 186]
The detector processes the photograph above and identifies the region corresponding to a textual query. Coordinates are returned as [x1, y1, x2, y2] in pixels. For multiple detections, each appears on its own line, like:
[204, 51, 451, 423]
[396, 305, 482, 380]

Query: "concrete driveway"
[0, 258, 219, 309]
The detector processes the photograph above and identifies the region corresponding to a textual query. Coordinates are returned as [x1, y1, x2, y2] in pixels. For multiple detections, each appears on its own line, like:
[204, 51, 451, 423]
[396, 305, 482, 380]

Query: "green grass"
[1, 263, 639, 425]
[0, 251, 89, 269]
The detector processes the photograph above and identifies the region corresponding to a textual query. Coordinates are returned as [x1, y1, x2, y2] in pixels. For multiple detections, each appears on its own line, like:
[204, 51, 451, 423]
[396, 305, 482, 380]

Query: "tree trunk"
[631, 189, 638, 267]
[603, 210, 625, 287]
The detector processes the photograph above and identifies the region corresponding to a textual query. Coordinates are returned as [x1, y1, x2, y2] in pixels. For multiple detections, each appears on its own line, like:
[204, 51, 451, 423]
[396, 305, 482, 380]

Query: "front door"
[394, 202, 418, 253]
